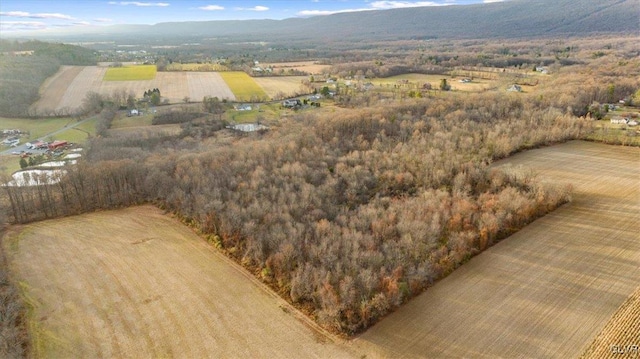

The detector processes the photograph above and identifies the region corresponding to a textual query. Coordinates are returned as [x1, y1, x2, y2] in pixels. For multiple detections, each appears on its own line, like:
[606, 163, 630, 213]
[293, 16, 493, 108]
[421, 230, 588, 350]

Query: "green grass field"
[103, 65, 157, 81]
[219, 72, 268, 102]
[0, 155, 21, 176]
[0, 117, 75, 140]
[54, 117, 97, 144]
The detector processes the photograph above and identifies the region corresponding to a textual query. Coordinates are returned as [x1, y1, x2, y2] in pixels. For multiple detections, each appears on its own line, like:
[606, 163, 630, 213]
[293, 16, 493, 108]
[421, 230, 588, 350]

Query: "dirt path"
[354, 141, 640, 358]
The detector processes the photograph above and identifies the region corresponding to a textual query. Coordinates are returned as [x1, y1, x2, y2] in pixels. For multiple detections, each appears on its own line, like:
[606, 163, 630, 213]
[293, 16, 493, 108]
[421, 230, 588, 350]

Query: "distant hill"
[6, 0, 639, 42]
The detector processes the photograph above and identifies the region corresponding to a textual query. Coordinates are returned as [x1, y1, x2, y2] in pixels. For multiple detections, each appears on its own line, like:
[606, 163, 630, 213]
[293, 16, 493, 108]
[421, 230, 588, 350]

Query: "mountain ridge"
[6, 0, 638, 42]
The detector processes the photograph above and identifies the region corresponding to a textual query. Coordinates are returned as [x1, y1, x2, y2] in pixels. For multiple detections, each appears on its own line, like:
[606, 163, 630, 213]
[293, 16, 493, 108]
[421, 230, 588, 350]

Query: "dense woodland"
[1, 32, 639, 339]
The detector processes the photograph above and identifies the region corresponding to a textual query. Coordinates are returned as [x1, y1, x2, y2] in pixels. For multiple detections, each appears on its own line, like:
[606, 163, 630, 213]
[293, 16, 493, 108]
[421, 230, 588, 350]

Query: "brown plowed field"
[581, 286, 640, 358]
[186, 72, 235, 102]
[4, 207, 354, 358]
[355, 141, 640, 358]
[32, 66, 85, 114]
[32, 66, 237, 114]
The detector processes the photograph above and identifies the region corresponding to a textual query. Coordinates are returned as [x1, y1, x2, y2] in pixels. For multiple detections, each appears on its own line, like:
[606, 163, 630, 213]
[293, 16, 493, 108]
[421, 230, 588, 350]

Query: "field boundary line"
[165, 209, 347, 345]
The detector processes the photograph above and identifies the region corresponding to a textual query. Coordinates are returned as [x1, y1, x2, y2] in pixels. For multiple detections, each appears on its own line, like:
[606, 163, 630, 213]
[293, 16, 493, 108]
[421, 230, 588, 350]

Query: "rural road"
[0, 115, 96, 156]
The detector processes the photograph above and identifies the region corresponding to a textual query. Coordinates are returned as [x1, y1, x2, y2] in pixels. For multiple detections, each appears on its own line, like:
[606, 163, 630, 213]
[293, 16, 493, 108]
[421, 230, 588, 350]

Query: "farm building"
[48, 140, 68, 150]
[235, 104, 252, 111]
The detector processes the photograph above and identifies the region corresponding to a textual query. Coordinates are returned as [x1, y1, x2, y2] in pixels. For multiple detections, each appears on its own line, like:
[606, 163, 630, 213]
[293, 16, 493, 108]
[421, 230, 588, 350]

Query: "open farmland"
[218, 71, 268, 101]
[262, 61, 330, 74]
[581, 286, 640, 358]
[3, 206, 355, 358]
[164, 63, 229, 72]
[32, 66, 237, 114]
[103, 65, 157, 81]
[32, 66, 84, 114]
[373, 73, 496, 92]
[186, 72, 235, 101]
[355, 141, 640, 358]
[253, 76, 308, 99]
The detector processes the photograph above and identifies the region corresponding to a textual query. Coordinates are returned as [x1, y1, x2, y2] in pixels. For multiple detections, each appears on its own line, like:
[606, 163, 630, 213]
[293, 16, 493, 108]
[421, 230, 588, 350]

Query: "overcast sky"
[0, 0, 506, 32]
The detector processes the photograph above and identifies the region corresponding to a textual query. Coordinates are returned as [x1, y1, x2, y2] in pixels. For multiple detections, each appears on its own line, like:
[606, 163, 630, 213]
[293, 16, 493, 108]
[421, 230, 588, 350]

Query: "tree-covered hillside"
[0, 40, 96, 117]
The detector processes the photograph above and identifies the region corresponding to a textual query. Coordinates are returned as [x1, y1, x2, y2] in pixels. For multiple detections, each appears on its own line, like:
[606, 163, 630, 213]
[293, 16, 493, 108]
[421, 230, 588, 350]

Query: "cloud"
[73, 21, 92, 26]
[235, 6, 269, 12]
[298, 0, 448, 16]
[0, 11, 75, 20]
[369, 1, 444, 9]
[108, 2, 170, 6]
[483, 0, 503, 2]
[198, 5, 225, 11]
[0, 21, 47, 31]
[94, 18, 114, 23]
[298, 8, 370, 16]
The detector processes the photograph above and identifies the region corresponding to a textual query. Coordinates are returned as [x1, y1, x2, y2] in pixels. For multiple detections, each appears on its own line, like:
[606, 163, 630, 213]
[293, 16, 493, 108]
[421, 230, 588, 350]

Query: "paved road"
[0, 115, 97, 156]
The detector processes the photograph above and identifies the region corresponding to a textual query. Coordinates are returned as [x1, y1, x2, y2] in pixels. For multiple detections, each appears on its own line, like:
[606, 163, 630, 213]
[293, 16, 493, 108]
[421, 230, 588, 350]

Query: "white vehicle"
[25, 142, 34, 149]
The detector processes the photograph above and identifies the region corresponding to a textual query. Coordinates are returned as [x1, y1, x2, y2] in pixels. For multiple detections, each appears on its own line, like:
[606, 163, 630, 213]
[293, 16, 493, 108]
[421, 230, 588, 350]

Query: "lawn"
[0, 155, 21, 176]
[53, 118, 97, 144]
[103, 65, 157, 81]
[219, 72, 268, 102]
[0, 117, 75, 140]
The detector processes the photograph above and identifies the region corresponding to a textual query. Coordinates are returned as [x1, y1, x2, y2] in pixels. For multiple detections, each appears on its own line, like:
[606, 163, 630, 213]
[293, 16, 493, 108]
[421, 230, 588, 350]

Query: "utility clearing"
[4, 141, 639, 358]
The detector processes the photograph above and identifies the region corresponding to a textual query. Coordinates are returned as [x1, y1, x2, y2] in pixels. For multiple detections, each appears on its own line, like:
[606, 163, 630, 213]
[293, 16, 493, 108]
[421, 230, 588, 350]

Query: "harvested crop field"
[581, 286, 640, 358]
[185, 72, 235, 102]
[3, 206, 354, 358]
[354, 141, 640, 358]
[33, 66, 84, 114]
[253, 76, 307, 98]
[32, 66, 236, 114]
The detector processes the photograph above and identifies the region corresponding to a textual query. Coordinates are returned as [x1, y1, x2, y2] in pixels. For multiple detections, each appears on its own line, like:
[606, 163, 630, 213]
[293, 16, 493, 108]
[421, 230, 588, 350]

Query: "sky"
[0, 0, 506, 32]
